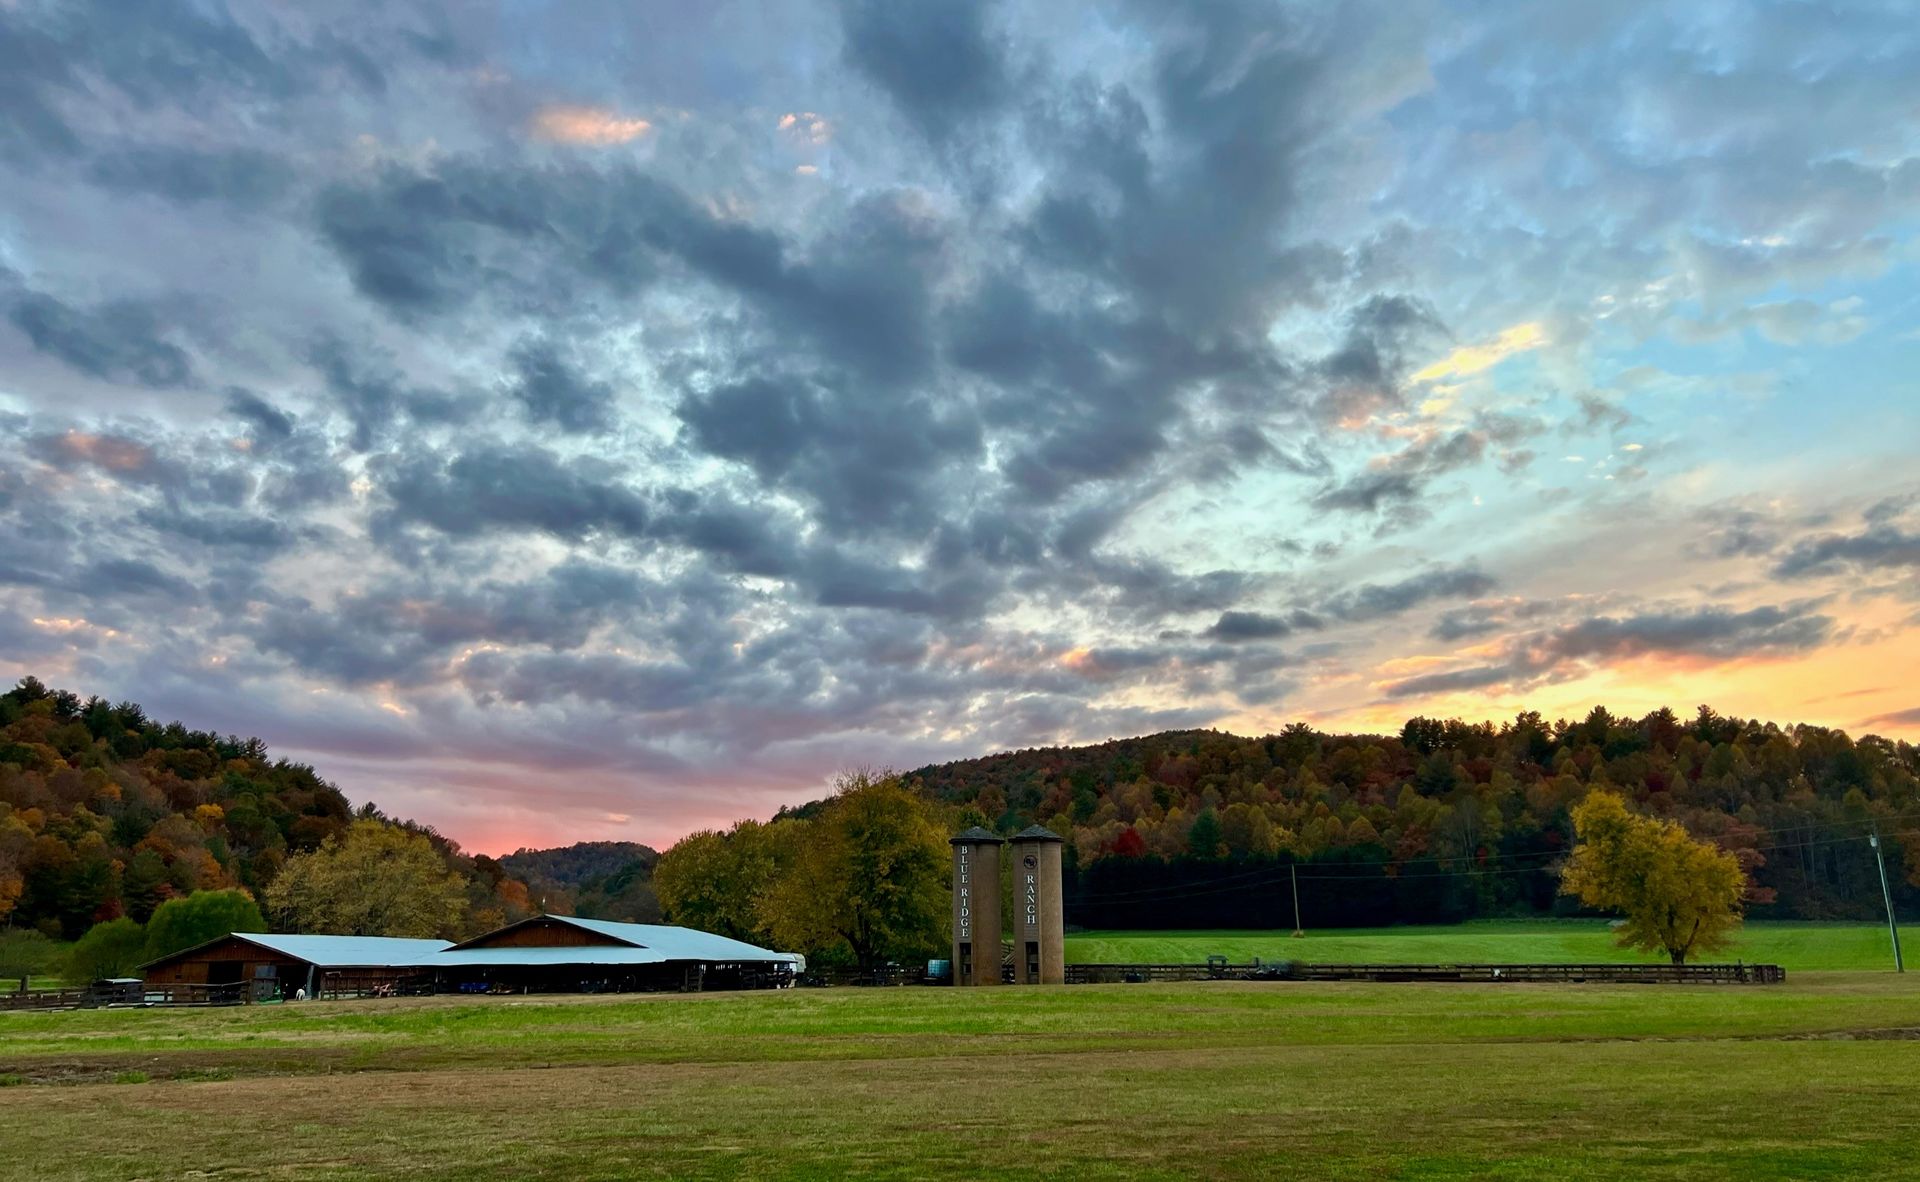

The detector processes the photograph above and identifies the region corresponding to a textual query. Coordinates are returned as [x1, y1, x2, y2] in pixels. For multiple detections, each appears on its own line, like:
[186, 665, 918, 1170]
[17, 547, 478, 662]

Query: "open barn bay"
[5, 973, 1919, 1181]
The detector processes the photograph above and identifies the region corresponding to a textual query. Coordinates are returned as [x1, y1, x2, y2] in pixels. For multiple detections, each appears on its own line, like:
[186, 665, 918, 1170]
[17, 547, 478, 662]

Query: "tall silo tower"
[949, 827, 1004, 986]
[1008, 825, 1065, 984]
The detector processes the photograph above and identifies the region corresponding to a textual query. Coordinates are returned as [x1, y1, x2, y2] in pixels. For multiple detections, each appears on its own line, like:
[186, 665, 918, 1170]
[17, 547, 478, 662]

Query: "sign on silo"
[1008, 825, 1065, 985]
[949, 827, 1004, 986]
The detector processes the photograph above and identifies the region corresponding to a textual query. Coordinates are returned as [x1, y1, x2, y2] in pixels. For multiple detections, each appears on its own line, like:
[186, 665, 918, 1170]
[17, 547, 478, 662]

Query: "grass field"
[3, 961, 1918, 1179]
[1066, 919, 1906, 971]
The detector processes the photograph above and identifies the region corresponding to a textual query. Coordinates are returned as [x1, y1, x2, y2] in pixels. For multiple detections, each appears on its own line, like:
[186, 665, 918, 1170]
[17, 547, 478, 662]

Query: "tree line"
[647, 705, 1914, 968]
[10, 674, 1912, 981]
[898, 708, 1916, 929]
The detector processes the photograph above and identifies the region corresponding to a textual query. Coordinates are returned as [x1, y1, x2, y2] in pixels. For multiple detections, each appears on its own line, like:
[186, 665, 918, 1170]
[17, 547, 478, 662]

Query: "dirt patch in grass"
[0, 1046, 364, 1086]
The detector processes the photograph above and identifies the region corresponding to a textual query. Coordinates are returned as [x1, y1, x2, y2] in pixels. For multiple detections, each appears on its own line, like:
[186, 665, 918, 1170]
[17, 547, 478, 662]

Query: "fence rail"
[0, 982, 250, 1011]
[1065, 961, 1787, 985]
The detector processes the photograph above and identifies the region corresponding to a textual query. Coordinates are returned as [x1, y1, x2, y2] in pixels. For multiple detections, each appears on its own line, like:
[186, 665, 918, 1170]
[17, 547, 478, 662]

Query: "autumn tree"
[760, 771, 947, 973]
[143, 889, 267, 961]
[264, 820, 466, 938]
[66, 917, 147, 983]
[1560, 790, 1747, 965]
[654, 820, 791, 943]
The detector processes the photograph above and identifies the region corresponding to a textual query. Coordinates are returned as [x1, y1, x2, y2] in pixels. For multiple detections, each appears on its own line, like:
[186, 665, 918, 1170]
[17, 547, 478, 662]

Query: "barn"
[432, 915, 801, 993]
[138, 916, 801, 1000]
[140, 933, 453, 1000]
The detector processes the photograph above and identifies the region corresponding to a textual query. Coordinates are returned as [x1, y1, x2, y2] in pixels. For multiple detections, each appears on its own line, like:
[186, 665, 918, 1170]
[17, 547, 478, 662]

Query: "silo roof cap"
[950, 825, 1005, 845]
[1010, 824, 1064, 843]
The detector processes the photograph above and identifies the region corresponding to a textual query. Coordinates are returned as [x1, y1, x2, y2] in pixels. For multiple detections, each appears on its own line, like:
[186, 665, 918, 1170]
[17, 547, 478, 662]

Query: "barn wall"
[142, 936, 308, 987]
[457, 919, 626, 949]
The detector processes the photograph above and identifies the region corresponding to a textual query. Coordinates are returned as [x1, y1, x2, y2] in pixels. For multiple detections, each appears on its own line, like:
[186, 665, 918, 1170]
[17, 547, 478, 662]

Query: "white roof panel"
[553, 916, 793, 962]
[232, 933, 453, 967]
[433, 946, 671, 968]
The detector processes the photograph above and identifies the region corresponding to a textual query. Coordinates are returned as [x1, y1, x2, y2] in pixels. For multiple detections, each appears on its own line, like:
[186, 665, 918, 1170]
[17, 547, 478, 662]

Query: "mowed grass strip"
[4, 952, 1917, 1178]
[4, 975, 1920, 1081]
[1065, 919, 1905, 970]
[4, 1032, 1918, 1180]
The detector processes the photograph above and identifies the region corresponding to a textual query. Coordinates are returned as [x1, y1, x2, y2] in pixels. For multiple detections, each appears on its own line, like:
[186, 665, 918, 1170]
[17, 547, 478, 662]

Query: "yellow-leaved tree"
[265, 820, 466, 938]
[1560, 790, 1747, 965]
[653, 819, 795, 946]
[758, 771, 948, 974]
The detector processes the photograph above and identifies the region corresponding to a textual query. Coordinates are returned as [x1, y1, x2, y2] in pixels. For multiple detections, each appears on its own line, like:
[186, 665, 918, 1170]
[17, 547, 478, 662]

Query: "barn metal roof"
[140, 932, 454, 970]
[142, 920, 797, 972]
[233, 934, 454, 966]
[548, 916, 797, 962]
[434, 945, 672, 968]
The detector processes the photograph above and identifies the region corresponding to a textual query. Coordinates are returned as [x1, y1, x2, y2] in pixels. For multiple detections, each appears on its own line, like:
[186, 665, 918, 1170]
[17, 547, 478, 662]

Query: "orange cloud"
[530, 104, 653, 146]
[53, 431, 154, 473]
[778, 111, 832, 144]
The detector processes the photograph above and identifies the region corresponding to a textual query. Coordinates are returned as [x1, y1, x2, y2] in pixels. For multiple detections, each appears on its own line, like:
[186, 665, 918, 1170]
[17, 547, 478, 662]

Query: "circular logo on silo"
[1023, 855, 1037, 869]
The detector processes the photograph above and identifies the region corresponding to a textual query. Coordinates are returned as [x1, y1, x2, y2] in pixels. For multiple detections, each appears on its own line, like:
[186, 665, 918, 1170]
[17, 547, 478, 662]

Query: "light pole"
[1290, 863, 1304, 938]
[1869, 824, 1904, 973]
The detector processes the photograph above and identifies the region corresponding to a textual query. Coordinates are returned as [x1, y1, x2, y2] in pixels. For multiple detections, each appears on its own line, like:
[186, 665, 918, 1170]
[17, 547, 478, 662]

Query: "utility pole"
[1869, 824, 1904, 973]
[1290, 859, 1305, 940]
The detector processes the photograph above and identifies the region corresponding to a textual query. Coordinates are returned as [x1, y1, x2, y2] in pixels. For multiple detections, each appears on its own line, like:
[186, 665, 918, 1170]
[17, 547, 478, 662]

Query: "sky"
[1, 1, 1916, 855]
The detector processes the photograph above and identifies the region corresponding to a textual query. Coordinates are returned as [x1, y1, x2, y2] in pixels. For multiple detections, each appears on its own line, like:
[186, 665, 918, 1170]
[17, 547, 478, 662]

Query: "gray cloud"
[506, 338, 617, 435]
[1384, 601, 1837, 699]
[1699, 508, 1783, 560]
[224, 389, 296, 446]
[373, 443, 651, 542]
[251, 561, 652, 688]
[1203, 609, 1324, 642]
[1324, 564, 1496, 622]
[1317, 294, 1448, 425]
[839, 0, 1009, 142]
[1773, 525, 1920, 579]
[87, 145, 294, 209]
[1311, 429, 1487, 516]
[1865, 706, 1920, 729]
[4, 279, 193, 387]
[309, 336, 477, 451]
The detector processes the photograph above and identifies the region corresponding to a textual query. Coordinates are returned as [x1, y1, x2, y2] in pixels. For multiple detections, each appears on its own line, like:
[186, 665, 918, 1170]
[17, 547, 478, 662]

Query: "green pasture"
[3, 967, 1919, 1179]
[1066, 919, 1905, 971]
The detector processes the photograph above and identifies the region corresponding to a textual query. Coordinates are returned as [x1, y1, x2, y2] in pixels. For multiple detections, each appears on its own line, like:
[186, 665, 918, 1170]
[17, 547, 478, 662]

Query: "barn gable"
[444, 915, 637, 951]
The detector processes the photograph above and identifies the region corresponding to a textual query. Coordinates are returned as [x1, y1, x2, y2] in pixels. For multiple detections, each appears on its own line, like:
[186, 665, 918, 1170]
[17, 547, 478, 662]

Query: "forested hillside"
[500, 841, 662, 923]
[908, 708, 1920, 928]
[0, 677, 538, 939]
[9, 671, 1916, 944]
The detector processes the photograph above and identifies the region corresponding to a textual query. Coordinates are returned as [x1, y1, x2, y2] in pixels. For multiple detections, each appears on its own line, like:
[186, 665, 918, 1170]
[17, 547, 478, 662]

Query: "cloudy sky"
[2, 1, 1916, 853]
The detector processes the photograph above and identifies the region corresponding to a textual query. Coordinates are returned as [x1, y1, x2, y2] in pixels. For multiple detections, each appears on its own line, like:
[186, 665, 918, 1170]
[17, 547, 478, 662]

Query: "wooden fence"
[316, 971, 435, 1000]
[1065, 961, 1787, 985]
[0, 982, 250, 1011]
